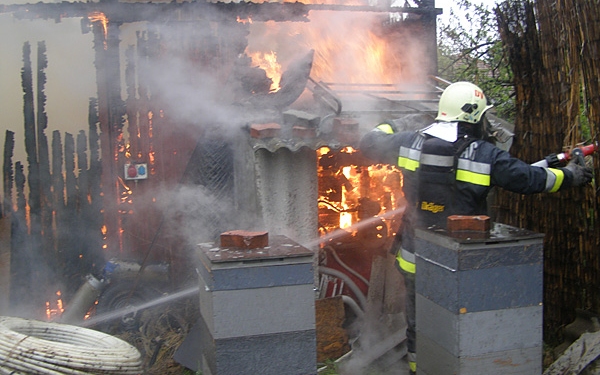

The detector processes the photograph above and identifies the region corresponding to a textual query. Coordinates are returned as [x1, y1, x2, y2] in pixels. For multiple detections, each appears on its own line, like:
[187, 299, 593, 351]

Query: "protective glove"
[565, 158, 593, 187]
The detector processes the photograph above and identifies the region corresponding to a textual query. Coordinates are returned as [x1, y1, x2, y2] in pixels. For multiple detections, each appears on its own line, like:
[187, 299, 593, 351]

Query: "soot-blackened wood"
[63, 133, 81, 295]
[87, 99, 104, 274]
[2, 130, 14, 217]
[93, 19, 125, 257]
[76, 131, 104, 276]
[9, 162, 30, 314]
[36, 41, 55, 270]
[21, 41, 46, 312]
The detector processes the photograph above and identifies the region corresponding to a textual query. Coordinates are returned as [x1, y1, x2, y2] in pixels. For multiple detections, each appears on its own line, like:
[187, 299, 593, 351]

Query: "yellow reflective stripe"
[548, 168, 564, 193]
[398, 156, 419, 171]
[409, 361, 417, 372]
[397, 252, 416, 274]
[456, 169, 491, 186]
[376, 123, 395, 134]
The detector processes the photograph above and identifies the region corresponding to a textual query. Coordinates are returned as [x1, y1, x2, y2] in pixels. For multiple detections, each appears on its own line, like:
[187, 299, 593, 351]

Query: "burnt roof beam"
[1, 2, 442, 25]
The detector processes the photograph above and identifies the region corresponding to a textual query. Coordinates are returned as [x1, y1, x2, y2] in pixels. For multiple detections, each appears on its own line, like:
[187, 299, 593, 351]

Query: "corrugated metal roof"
[250, 136, 334, 152]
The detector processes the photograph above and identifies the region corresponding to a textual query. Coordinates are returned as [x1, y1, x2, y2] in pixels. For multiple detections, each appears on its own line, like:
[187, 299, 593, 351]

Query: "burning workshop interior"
[0, 0, 446, 373]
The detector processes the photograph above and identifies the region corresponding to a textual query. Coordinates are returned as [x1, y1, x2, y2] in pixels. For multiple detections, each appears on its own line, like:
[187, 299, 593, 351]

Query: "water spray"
[68, 207, 405, 329]
[302, 205, 406, 249]
[79, 285, 200, 328]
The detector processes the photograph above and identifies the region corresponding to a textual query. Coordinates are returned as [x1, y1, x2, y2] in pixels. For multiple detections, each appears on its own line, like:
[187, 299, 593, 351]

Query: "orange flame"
[88, 12, 109, 48]
[248, 51, 282, 92]
[247, 11, 428, 87]
[317, 146, 404, 236]
[45, 290, 64, 320]
[237, 16, 253, 24]
[339, 165, 354, 229]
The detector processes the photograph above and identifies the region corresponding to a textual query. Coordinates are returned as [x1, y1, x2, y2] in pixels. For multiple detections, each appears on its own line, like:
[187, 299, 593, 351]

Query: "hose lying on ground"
[0, 316, 142, 374]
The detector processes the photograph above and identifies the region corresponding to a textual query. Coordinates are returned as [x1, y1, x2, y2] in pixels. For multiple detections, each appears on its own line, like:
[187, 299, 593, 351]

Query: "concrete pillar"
[415, 223, 544, 375]
[195, 234, 317, 375]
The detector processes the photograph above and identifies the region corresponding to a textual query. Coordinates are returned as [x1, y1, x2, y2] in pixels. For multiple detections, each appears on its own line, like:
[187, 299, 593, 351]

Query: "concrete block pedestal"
[415, 223, 545, 375]
[194, 234, 317, 375]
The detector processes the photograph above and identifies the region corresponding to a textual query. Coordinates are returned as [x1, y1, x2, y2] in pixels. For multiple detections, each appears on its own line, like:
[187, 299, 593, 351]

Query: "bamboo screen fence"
[495, 0, 600, 342]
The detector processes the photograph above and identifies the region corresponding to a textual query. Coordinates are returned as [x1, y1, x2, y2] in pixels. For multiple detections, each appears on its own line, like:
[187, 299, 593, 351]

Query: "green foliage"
[437, 0, 515, 122]
[318, 360, 339, 374]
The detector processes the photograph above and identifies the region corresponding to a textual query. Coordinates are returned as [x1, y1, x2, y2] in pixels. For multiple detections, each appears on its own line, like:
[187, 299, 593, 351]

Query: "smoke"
[247, 11, 432, 85]
[136, 47, 244, 132]
[154, 184, 237, 246]
[0, 2, 436, 323]
[128, 8, 434, 139]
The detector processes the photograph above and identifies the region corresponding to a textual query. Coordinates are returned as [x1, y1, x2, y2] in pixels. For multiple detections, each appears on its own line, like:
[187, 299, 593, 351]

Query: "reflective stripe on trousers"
[396, 247, 415, 274]
[407, 351, 417, 372]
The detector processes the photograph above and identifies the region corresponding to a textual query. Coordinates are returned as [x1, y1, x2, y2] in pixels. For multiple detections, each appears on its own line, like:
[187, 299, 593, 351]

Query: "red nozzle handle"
[565, 143, 598, 159]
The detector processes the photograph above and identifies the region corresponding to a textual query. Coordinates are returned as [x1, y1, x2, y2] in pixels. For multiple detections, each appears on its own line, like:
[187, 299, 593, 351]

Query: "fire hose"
[0, 316, 143, 374]
[531, 143, 598, 167]
[319, 266, 367, 311]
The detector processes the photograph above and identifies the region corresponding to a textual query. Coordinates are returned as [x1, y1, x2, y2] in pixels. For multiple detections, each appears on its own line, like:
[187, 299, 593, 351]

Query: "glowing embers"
[45, 290, 64, 320]
[317, 146, 404, 239]
[101, 224, 109, 250]
[237, 16, 253, 24]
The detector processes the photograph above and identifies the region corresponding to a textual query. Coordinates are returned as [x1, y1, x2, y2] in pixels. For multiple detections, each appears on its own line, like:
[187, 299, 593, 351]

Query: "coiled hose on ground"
[0, 316, 142, 374]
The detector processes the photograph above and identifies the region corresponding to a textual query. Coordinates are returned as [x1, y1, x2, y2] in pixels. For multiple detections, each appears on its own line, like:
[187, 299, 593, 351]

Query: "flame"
[318, 146, 405, 240]
[88, 12, 109, 48]
[45, 290, 64, 320]
[297, 16, 402, 84]
[83, 300, 98, 321]
[125, 142, 131, 159]
[339, 165, 354, 229]
[248, 51, 282, 92]
[247, 12, 428, 89]
[237, 16, 253, 24]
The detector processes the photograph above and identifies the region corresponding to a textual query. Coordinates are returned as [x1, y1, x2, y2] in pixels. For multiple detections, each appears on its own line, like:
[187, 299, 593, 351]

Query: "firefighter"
[359, 81, 593, 374]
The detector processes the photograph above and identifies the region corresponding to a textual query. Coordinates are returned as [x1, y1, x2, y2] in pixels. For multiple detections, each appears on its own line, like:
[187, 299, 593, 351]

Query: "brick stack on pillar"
[414, 216, 544, 375]
[194, 230, 317, 375]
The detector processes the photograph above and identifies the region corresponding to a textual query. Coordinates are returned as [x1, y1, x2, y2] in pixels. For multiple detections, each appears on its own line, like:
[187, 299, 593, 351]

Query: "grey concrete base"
[193, 236, 317, 375]
[414, 225, 544, 375]
[199, 282, 316, 339]
[417, 294, 542, 357]
[417, 333, 542, 375]
[196, 314, 317, 375]
[415, 232, 544, 314]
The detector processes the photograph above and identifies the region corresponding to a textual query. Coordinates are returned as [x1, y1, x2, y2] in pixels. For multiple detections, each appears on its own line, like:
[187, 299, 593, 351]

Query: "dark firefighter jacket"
[359, 121, 575, 274]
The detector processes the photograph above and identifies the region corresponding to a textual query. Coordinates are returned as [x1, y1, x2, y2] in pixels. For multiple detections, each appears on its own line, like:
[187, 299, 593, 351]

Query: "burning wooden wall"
[1, 0, 442, 319]
[2, 42, 104, 316]
[495, 0, 600, 343]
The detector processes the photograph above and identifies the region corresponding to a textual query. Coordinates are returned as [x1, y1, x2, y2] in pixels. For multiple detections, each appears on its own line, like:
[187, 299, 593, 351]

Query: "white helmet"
[435, 82, 493, 124]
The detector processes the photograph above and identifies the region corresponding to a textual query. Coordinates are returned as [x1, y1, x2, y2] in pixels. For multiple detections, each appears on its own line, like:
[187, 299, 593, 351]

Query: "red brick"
[220, 230, 269, 249]
[447, 215, 490, 233]
[250, 123, 281, 139]
[292, 126, 317, 139]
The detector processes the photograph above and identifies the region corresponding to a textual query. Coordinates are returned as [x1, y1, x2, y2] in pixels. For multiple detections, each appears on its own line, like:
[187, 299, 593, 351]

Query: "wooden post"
[92, 16, 125, 257]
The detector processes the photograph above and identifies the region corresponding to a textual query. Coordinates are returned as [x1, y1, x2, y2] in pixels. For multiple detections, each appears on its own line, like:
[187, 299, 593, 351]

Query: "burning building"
[1, 0, 442, 275]
[0, 0, 445, 370]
